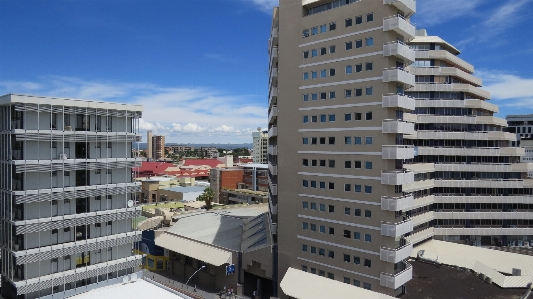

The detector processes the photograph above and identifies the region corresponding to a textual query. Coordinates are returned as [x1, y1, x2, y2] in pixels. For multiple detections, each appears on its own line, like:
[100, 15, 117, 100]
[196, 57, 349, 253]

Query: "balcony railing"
[383, 67, 415, 87]
[383, 16, 415, 40]
[269, 87, 278, 109]
[382, 145, 414, 160]
[380, 240, 413, 263]
[434, 227, 533, 236]
[268, 126, 278, 138]
[434, 179, 531, 189]
[382, 93, 415, 111]
[380, 261, 413, 289]
[267, 145, 278, 155]
[381, 218, 413, 237]
[383, 41, 415, 63]
[268, 106, 278, 124]
[269, 181, 278, 195]
[383, 0, 416, 17]
[382, 119, 415, 135]
[381, 194, 414, 211]
[381, 171, 415, 185]
[268, 162, 278, 176]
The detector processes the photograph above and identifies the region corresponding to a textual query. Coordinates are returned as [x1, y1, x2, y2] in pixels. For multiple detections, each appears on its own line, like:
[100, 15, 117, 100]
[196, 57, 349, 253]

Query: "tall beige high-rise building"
[253, 128, 268, 163]
[151, 135, 165, 160]
[268, 1, 533, 298]
[268, 0, 424, 297]
[147, 130, 153, 159]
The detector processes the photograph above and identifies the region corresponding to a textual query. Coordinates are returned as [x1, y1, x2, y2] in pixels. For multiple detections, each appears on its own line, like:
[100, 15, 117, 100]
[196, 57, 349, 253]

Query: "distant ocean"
[133, 143, 253, 150]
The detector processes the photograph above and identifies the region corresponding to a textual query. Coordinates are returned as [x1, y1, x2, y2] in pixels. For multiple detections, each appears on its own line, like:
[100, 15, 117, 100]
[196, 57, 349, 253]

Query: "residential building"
[404, 31, 533, 247]
[519, 139, 533, 166]
[506, 114, 533, 146]
[252, 129, 268, 163]
[195, 147, 218, 158]
[242, 164, 269, 192]
[166, 145, 195, 154]
[151, 135, 165, 160]
[0, 94, 143, 299]
[269, 1, 423, 297]
[147, 130, 153, 160]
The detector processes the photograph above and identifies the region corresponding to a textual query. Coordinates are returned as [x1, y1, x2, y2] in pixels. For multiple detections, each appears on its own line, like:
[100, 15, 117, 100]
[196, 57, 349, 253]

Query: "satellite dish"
[127, 200, 134, 207]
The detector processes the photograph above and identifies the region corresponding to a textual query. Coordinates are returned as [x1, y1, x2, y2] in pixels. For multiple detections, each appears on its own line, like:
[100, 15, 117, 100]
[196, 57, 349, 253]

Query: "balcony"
[380, 261, 413, 289]
[383, 0, 416, 17]
[269, 67, 278, 87]
[403, 163, 435, 173]
[267, 145, 278, 155]
[382, 119, 415, 134]
[381, 218, 413, 237]
[411, 211, 435, 226]
[381, 171, 415, 185]
[434, 194, 533, 204]
[269, 47, 278, 70]
[383, 41, 415, 63]
[270, 27, 278, 48]
[380, 240, 413, 263]
[434, 227, 533, 236]
[381, 194, 414, 211]
[269, 181, 278, 195]
[383, 68, 415, 87]
[408, 66, 482, 87]
[268, 126, 278, 138]
[415, 50, 474, 73]
[415, 98, 498, 113]
[382, 94, 415, 111]
[410, 83, 490, 100]
[402, 179, 435, 193]
[268, 162, 278, 176]
[269, 106, 278, 125]
[406, 227, 435, 244]
[434, 211, 533, 220]
[434, 179, 529, 189]
[434, 163, 515, 173]
[269, 87, 278, 109]
[383, 16, 415, 40]
[416, 147, 505, 157]
[382, 145, 414, 160]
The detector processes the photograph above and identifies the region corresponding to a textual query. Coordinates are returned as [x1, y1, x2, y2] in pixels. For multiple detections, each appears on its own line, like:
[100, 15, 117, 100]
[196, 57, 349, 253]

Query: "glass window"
[312, 160, 317, 166]
[354, 232, 361, 240]
[329, 22, 336, 31]
[345, 136, 352, 144]
[355, 39, 362, 48]
[303, 180, 309, 187]
[303, 29, 309, 37]
[312, 137, 317, 144]
[366, 13, 374, 22]
[344, 230, 351, 238]
[302, 222, 309, 229]
[328, 205, 334, 213]
[312, 115, 317, 122]
[329, 91, 336, 99]
[344, 277, 350, 284]
[365, 37, 374, 46]
[320, 69, 327, 78]
[320, 114, 326, 122]
[355, 88, 362, 97]
[303, 116, 309, 123]
[345, 65, 353, 74]
[302, 244, 308, 252]
[345, 89, 352, 98]
[365, 62, 373, 71]
[365, 185, 372, 193]
[354, 256, 361, 264]
[329, 114, 335, 122]
[355, 15, 362, 24]
[328, 182, 335, 189]
[344, 183, 351, 192]
[354, 137, 362, 144]
[329, 160, 335, 168]
[354, 185, 361, 192]
[366, 112, 372, 120]
[311, 71, 317, 79]
[319, 270, 325, 276]
[345, 41, 353, 50]
[355, 64, 362, 72]
[320, 24, 327, 33]
[319, 248, 325, 256]
[303, 94, 309, 101]
[363, 282, 371, 290]
[319, 181, 325, 189]
[303, 51, 309, 58]
[311, 27, 318, 35]
[354, 280, 361, 287]
[311, 203, 317, 210]
[365, 136, 373, 144]
[319, 203, 325, 211]
[311, 224, 317, 231]
[303, 73, 309, 80]
[329, 45, 336, 53]
[319, 225, 326, 233]
[366, 87, 373, 96]
[365, 210, 372, 218]
[311, 267, 316, 274]
[312, 93, 318, 101]
[354, 160, 361, 169]
[311, 181, 317, 188]
[345, 18, 353, 27]
[345, 160, 352, 168]
[320, 159, 326, 167]
[345, 113, 352, 121]
[329, 68, 336, 76]
[328, 137, 335, 145]
[311, 246, 316, 254]
[320, 47, 327, 55]
[312, 49, 318, 57]
[328, 251, 334, 259]
[303, 138, 309, 144]
[344, 207, 351, 215]
[303, 201, 309, 209]
[365, 161, 372, 169]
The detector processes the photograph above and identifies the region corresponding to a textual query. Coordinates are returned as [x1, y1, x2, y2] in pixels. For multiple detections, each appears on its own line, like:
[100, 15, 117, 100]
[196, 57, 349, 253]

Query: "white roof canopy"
[155, 233, 232, 266]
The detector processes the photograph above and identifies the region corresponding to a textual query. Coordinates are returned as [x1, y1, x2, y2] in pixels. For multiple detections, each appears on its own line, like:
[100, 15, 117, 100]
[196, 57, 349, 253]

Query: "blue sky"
[1, 0, 533, 143]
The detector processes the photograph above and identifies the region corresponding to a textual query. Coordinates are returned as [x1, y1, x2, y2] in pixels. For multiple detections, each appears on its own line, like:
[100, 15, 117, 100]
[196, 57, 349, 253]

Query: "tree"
[196, 187, 214, 210]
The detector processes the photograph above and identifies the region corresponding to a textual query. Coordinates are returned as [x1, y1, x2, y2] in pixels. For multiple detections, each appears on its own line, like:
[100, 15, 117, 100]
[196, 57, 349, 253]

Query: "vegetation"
[196, 187, 215, 210]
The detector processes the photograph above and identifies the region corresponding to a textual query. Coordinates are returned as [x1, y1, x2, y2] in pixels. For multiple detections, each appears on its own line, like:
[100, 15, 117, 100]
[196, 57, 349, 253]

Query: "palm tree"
[196, 187, 214, 210]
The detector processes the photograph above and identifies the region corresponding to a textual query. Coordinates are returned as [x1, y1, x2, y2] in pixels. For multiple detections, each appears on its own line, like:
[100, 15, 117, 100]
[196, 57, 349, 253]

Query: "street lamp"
[186, 265, 206, 286]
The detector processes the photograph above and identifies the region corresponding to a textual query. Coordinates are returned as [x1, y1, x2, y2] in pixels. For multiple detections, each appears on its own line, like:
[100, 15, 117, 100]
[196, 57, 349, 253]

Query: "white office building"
[0, 94, 143, 299]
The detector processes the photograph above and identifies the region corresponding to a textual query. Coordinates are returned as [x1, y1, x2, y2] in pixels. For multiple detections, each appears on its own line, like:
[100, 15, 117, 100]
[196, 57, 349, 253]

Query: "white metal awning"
[280, 268, 395, 299]
[155, 233, 232, 266]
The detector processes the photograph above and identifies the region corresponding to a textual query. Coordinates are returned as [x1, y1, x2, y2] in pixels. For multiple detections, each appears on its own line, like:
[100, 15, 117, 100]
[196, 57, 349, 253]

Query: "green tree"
[196, 187, 214, 210]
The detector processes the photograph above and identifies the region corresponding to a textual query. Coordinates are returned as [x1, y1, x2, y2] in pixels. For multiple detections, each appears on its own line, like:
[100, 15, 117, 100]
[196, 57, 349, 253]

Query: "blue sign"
[226, 264, 235, 275]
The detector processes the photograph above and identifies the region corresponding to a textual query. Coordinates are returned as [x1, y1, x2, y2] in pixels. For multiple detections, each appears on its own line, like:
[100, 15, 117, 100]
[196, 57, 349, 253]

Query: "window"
[303, 201, 309, 209]
[319, 181, 325, 189]
[319, 160, 326, 167]
[366, 13, 374, 22]
[365, 136, 373, 144]
[364, 234, 372, 243]
[65, 171, 70, 177]
[345, 136, 352, 144]
[312, 93, 318, 101]
[329, 91, 336, 99]
[319, 137, 326, 144]
[354, 161, 362, 169]
[320, 24, 327, 33]
[329, 68, 336, 76]
[311, 203, 317, 210]
[366, 87, 373, 96]
[310, 267, 316, 274]
[320, 47, 326, 55]
[303, 138, 309, 144]
[311, 246, 316, 254]
[354, 185, 362, 192]
[344, 254, 351, 262]
[354, 209, 361, 216]
[319, 203, 325, 211]
[319, 248, 325, 256]
[344, 277, 351, 283]
[303, 29, 309, 37]
[363, 282, 371, 290]
[303, 51, 309, 59]
[355, 15, 363, 24]
[328, 160, 335, 168]
[319, 270, 325, 277]
[329, 22, 336, 31]
[303, 73, 309, 80]
[320, 69, 327, 78]
[312, 137, 317, 144]
[345, 41, 353, 50]
[354, 256, 361, 265]
[51, 141, 57, 148]
[345, 65, 353, 74]
[354, 280, 361, 287]
[345, 113, 352, 121]
[355, 88, 362, 97]
[365, 62, 373, 71]
[303, 94, 309, 101]
[355, 64, 362, 72]
[344, 183, 351, 192]
[329, 137, 335, 145]
[354, 137, 362, 144]
[311, 181, 317, 188]
[365, 185, 372, 193]
[328, 205, 334, 213]
[311, 71, 317, 79]
[319, 225, 326, 233]
[329, 227, 334, 235]
[312, 116, 318, 122]
[312, 49, 317, 57]
[320, 91, 327, 100]
[303, 180, 309, 187]
[355, 113, 362, 120]
[302, 265, 308, 272]
[355, 39, 362, 48]
[345, 89, 352, 98]
[328, 251, 334, 259]
[312, 160, 317, 166]
[344, 207, 351, 215]
[303, 116, 309, 123]
[329, 45, 336, 53]
[302, 222, 309, 230]
[311, 27, 318, 35]
[320, 114, 326, 122]
[311, 224, 317, 231]
[365, 37, 374, 46]
[354, 232, 361, 240]
[345, 18, 352, 27]
[365, 161, 372, 169]
[328, 182, 335, 189]
[344, 161, 352, 168]
[343, 230, 351, 238]
[329, 114, 335, 122]
[302, 244, 308, 252]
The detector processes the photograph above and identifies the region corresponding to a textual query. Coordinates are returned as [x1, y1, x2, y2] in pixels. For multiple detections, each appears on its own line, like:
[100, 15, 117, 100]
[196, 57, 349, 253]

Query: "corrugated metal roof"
[155, 234, 232, 266]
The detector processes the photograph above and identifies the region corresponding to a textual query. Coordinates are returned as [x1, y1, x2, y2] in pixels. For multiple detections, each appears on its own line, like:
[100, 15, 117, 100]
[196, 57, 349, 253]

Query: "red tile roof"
[182, 159, 222, 168]
[133, 162, 174, 176]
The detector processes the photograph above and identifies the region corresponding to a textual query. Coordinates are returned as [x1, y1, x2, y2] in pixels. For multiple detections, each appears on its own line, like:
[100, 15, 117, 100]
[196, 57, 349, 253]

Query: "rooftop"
[182, 159, 222, 168]
[0, 93, 143, 111]
[242, 163, 268, 169]
[161, 186, 207, 193]
[70, 278, 184, 299]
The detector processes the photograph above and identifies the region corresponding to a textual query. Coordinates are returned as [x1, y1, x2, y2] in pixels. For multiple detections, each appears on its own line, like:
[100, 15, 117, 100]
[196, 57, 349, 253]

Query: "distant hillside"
[134, 143, 253, 150]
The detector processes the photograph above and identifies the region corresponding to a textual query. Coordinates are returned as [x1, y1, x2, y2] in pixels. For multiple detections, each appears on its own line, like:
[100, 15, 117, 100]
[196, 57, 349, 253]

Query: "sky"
[1, 0, 533, 143]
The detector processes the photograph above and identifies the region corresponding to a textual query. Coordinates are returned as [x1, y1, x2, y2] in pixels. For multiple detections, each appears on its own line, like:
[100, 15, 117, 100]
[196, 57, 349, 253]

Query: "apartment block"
[269, 0, 422, 297]
[252, 129, 268, 163]
[0, 94, 143, 299]
[404, 32, 533, 247]
[151, 135, 165, 160]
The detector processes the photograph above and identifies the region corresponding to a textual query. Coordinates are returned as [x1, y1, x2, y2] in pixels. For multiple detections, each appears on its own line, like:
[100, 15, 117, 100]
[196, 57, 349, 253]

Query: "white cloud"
[0, 76, 267, 143]
[415, 0, 483, 26]
[246, 0, 278, 13]
[477, 70, 533, 108]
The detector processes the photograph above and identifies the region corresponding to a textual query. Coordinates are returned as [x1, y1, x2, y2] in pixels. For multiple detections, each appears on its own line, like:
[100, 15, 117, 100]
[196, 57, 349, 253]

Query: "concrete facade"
[252, 130, 268, 164]
[0, 94, 143, 299]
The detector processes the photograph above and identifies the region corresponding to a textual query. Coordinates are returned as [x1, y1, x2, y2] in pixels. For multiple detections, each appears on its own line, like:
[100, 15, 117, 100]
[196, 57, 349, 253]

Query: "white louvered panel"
[15, 103, 141, 118]
[15, 160, 141, 173]
[14, 132, 141, 143]
[14, 184, 140, 204]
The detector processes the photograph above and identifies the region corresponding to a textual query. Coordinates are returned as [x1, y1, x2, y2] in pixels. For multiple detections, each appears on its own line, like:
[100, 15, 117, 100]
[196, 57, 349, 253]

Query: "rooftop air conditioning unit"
[64, 126, 72, 131]
[59, 154, 68, 160]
